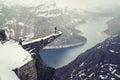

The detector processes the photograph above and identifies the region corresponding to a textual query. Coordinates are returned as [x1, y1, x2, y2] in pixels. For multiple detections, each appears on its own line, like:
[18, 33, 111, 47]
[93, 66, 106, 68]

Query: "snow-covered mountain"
[53, 35, 120, 80]
[0, 1, 86, 48]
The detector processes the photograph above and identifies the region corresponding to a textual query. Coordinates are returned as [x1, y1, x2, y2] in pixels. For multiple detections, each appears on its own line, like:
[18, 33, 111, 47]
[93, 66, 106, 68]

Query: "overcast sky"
[3, 0, 120, 10]
[55, 0, 120, 9]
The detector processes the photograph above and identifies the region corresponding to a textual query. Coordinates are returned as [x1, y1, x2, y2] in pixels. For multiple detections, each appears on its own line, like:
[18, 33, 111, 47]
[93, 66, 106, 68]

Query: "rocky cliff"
[14, 55, 55, 80]
[14, 31, 62, 80]
[14, 31, 120, 80]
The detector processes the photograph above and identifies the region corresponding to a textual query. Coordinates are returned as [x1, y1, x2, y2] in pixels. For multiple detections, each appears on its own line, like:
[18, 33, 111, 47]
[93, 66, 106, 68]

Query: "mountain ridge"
[0, 2, 87, 48]
[53, 35, 120, 80]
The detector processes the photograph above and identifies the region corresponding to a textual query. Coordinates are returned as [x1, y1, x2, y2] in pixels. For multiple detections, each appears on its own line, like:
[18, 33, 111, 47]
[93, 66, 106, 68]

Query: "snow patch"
[18, 22, 25, 26]
[111, 69, 116, 74]
[70, 69, 76, 80]
[78, 70, 84, 74]
[89, 73, 94, 78]
[109, 50, 115, 53]
[99, 75, 108, 79]
[111, 78, 115, 80]
[79, 73, 86, 78]
[114, 73, 120, 78]
[79, 62, 84, 67]
[97, 46, 102, 49]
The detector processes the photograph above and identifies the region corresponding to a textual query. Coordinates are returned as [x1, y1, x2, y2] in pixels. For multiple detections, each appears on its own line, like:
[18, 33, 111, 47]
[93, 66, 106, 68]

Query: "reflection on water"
[40, 17, 110, 68]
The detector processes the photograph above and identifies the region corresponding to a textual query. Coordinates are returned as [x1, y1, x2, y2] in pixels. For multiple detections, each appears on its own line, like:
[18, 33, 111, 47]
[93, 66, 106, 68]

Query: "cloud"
[54, 0, 120, 10]
[3, 0, 120, 10]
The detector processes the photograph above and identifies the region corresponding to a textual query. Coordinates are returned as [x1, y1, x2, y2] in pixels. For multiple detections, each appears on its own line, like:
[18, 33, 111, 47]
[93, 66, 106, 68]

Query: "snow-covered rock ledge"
[22, 31, 62, 46]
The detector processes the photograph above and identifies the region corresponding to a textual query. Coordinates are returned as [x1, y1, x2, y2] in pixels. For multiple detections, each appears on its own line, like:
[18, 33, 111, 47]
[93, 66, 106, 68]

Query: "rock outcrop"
[14, 55, 55, 80]
[14, 31, 62, 80]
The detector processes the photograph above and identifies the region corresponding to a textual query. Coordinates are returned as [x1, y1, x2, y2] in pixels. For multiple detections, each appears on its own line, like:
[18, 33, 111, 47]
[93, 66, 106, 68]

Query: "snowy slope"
[0, 41, 32, 80]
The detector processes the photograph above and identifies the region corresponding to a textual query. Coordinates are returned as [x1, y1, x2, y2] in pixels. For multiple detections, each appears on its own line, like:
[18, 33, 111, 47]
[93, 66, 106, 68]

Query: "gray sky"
[55, 0, 120, 9]
[3, 0, 120, 10]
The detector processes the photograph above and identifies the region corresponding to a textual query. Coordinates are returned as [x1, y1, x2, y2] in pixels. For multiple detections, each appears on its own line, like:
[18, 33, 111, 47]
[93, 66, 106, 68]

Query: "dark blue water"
[40, 46, 80, 68]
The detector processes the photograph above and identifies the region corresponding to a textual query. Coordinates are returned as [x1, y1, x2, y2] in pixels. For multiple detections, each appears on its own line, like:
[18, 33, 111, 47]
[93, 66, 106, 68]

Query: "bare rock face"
[14, 59, 37, 80]
[14, 55, 55, 80]
[53, 35, 120, 80]
[35, 55, 55, 80]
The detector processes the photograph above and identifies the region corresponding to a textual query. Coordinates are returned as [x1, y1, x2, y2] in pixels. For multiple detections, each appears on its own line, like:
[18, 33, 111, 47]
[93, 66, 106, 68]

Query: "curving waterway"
[40, 17, 111, 68]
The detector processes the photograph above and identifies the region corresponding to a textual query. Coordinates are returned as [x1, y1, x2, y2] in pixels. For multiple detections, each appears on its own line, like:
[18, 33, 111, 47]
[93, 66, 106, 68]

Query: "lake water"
[40, 17, 110, 68]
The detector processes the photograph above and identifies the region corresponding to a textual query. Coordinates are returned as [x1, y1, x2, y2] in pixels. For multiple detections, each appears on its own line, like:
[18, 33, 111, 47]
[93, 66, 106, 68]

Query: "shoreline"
[44, 41, 86, 49]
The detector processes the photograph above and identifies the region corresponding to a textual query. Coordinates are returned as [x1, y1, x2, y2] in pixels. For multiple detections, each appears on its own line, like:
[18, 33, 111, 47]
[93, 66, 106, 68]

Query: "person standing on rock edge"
[19, 38, 23, 45]
[18, 38, 25, 45]
[54, 26, 57, 33]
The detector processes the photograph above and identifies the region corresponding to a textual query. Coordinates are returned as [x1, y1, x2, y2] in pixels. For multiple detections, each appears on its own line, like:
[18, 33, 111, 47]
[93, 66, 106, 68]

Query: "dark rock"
[14, 59, 37, 80]
[14, 55, 55, 80]
[35, 55, 55, 80]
